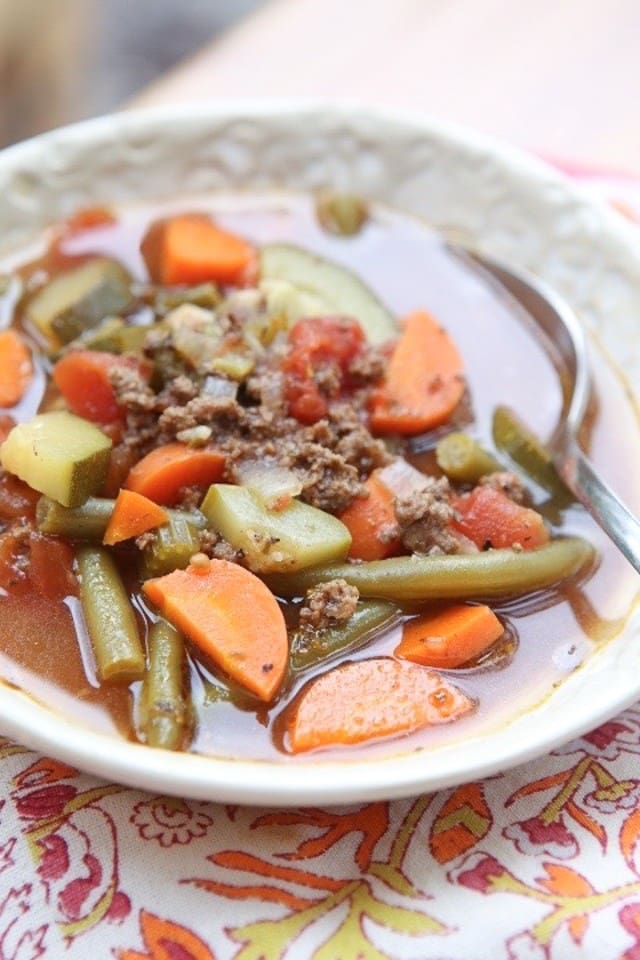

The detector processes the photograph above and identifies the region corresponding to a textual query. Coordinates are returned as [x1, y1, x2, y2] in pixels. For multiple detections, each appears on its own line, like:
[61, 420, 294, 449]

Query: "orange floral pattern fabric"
[0, 173, 639, 960]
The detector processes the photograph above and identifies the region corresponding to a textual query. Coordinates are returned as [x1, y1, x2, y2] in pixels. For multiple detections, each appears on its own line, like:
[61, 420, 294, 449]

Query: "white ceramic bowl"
[1, 101, 640, 805]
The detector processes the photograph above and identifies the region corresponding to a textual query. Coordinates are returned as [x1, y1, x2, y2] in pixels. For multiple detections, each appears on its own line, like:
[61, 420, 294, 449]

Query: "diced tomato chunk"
[452, 485, 549, 551]
[282, 316, 366, 424]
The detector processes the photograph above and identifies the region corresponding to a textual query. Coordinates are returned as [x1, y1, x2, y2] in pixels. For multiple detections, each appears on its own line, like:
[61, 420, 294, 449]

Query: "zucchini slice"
[260, 243, 396, 344]
[201, 484, 352, 573]
[24, 257, 133, 347]
[1, 411, 112, 507]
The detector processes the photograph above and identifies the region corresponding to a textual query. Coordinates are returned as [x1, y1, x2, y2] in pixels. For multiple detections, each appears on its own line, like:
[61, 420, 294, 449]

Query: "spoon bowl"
[457, 248, 640, 573]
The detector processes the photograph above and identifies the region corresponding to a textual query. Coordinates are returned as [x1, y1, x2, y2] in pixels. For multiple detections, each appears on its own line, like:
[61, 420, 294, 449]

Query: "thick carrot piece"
[395, 604, 504, 669]
[288, 657, 473, 753]
[125, 443, 225, 506]
[53, 350, 149, 424]
[142, 215, 257, 287]
[143, 558, 288, 701]
[370, 310, 465, 435]
[103, 489, 169, 545]
[0, 330, 33, 408]
[453, 485, 550, 550]
[338, 471, 401, 561]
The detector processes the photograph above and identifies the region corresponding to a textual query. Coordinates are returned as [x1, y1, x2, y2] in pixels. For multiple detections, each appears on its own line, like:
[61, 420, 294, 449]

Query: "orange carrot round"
[370, 310, 465, 435]
[125, 443, 225, 505]
[395, 604, 504, 669]
[0, 330, 33, 408]
[143, 558, 288, 702]
[287, 657, 474, 753]
[103, 489, 169, 545]
[338, 471, 401, 561]
[452, 485, 550, 550]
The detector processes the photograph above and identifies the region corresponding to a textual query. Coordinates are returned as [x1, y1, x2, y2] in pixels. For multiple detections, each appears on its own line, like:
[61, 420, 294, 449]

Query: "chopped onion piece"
[202, 376, 239, 400]
[236, 459, 303, 510]
[378, 458, 431, 499]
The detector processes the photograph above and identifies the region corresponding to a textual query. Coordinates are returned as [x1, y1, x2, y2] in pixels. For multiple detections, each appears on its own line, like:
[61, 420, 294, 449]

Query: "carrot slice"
[395, 604, 504, 669]
[143, 558, 288, 701]
[452, 485, 550, 550]
[103, 489, 169, 546]
[0, 330, 33, 408]
[369, 310, 465, 434]
[141, 214, 257, 287]
[288, 657, 474, 752]
[53, 350, 150, 424]
[338, 471, 401, 561]
[125, 443, 225, 506]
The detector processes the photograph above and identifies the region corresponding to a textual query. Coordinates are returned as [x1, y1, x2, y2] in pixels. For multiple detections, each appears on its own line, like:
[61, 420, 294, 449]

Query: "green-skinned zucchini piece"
[24, 257, 133, 346]
[259, 243, 396, 344]
[0, 411, 111, 507]
[201, 484, 352, 573]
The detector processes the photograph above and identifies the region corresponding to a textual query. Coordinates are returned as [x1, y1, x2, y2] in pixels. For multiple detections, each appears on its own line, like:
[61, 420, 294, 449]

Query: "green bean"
[140, 515, 201, 578]
[492, 406, 571, 499]
[37, 496, 206, 540]
[290, 600, 399, 670]
[436, 432, 501, 483]
[267, 537, 595, 602]
[138, 620, 193, 750]
[77, 546, 145, 682]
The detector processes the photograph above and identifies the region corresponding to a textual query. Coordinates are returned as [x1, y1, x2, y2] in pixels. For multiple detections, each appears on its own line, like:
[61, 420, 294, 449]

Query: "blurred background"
[0, 0, 263, 147]
[1, 0, 640, 171]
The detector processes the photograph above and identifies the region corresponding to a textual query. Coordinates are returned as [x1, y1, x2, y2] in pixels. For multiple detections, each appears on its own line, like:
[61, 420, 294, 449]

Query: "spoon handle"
[556, 440, 640, 573]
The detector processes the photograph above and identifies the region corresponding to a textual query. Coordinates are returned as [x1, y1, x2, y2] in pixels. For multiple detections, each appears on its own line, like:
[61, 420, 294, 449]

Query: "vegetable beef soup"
[0, 193, 638, 762]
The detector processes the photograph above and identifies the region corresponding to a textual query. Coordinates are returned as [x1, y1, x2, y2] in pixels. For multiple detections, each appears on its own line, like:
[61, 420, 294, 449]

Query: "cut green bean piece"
[37, 495, 206, 540]
[139, 620, 193, 750]
[268, 537, 595, 602]
[436, 432, 501, 484]
[290, 600, 399, 670]
[140, 515, 201, 578]
[492, 406, 572, 499]
[77, 546, 145, 682]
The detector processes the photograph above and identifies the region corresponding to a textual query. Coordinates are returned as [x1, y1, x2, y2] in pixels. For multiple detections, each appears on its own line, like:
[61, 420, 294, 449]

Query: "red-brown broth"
[1, 193, 639, 762]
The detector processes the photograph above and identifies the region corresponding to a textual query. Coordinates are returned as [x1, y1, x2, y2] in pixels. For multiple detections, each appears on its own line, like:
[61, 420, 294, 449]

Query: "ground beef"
[313, 360, 342, 398]
[158, 374, 200, 406]
[347, 346, 386, 386]
[197, 528, 244, 564]
[288, 443, 364, 512]
[395, 477, 460, 555]
[299, 579, 360, 632]
[109, 366, 156, 413]
[306, 404, 392, 476]
[480, 470, 529, 505]
[158, 394, 245, 438]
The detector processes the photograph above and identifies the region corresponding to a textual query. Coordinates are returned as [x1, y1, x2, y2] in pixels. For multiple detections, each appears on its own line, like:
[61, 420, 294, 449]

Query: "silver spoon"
[453, 249, 640, 573]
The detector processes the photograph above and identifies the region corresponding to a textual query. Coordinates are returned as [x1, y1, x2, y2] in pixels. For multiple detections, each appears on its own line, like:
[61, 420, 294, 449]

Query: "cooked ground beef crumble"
[299, 579, 360, 632]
